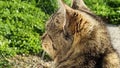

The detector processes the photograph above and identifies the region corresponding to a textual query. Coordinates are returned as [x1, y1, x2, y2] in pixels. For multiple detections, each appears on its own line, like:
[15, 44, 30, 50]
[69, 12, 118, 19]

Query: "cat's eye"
[63, 32, 71, 40]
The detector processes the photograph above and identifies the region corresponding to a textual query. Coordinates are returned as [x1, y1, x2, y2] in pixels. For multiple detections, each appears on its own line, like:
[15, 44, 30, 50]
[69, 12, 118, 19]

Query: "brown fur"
[41, 0, 120, 68]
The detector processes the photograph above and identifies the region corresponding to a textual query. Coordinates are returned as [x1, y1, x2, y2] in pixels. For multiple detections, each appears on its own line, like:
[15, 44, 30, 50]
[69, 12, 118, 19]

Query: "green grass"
[84, 0, 120, 24]
[0, 0, 49, 56]
[0, 0, 119, 67]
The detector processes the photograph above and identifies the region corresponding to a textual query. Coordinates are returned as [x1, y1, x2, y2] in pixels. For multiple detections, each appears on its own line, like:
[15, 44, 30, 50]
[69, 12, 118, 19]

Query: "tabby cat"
[41, 0, 120, 68]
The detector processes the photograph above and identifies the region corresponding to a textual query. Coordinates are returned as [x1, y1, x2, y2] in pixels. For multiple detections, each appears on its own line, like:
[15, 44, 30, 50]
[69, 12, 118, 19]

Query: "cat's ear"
[71, 0, 89, 10]
[58, 0, 75, 34]
[58, 0, 74, 17]
[58, 0, 66, 15]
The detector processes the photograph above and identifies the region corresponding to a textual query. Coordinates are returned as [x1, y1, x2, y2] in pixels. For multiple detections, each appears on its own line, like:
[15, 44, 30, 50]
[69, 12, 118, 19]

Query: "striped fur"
[41, 0, 120, 68]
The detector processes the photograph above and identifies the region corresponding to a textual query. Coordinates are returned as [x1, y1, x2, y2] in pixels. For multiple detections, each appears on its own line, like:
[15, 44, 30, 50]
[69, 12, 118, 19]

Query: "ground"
[107, 24, 120, 54]
[7, 55, 52, 68]
[7, 24, 120, 68]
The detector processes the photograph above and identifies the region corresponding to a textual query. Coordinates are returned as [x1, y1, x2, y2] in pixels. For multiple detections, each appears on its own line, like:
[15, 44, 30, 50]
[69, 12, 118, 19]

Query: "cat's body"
[41, 0, 120, 68]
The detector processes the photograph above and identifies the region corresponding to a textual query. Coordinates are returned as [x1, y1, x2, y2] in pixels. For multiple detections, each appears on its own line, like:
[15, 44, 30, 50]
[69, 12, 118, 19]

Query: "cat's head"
[41, 0, 95, 59]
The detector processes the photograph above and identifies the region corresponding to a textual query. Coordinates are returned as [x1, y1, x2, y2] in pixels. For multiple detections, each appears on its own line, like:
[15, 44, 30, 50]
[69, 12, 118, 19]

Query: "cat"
[41, 0, 120, 68]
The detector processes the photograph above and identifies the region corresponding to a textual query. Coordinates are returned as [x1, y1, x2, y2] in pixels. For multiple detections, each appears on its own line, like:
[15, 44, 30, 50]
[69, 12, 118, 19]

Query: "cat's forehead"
[52, 10, 65, 20]
[45, 10, 65, 31]
[46, 11, 65, 24]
